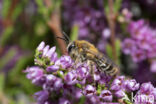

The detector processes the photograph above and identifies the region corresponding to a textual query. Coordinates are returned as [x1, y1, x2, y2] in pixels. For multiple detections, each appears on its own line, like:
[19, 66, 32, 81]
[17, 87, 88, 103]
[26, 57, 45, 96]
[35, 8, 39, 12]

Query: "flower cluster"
[122, 20, 156, 72]
[63, 0, 110, 52]
[134, 82, 156, 104]
[25, 42, 156, 104]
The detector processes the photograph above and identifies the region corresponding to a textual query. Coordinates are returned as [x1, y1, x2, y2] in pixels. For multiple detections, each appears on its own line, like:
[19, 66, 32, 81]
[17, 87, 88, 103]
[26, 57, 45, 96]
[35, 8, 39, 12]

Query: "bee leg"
[87, 60, 96, 85]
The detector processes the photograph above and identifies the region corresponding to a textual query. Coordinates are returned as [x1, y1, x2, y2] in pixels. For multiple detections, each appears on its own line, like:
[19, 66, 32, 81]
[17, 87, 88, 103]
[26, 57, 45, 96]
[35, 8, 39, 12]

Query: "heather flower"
[111, 76, 125, 91]
[25, 42, 156, 104]
[134, 82, 156, 104]
[128, 20, 145, 39]
[76, 64, 89, 80]
[122, 38, 136, 54]
[84, 85, 95, 97]
[124, 79, 140, 92]
[150, 61, 156, 73]
[34, 90, 49, 104]
[45, 46, 56, 58]
[102, 28, 111, 39]
[93, 71, 101, 81]
[55, 56, 73, 69]
[139, 82, 155, 95]
[73, 88, 83, 99]
[64, 70, 77, 85]
[132, 49, 146, 62]
[37, 41, 45, 52]
[122, 19, 156, 73]
[43, 74, 57, 90]
[46, 65, 59, 72]
[134, 94, 154, 104]
[89, 95, 100, 103]
[59, 98, 70, 104]
[100, 90, 112, 102]
[53, 78, 63, 89]
[42, 45, 50, 57]
[114, 90, 125, 98]
[25, 66, 44, 85]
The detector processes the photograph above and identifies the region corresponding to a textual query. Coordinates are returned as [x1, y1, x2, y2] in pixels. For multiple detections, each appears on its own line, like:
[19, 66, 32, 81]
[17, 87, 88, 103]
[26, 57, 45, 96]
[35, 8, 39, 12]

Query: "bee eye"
[68, 44, 75, 53]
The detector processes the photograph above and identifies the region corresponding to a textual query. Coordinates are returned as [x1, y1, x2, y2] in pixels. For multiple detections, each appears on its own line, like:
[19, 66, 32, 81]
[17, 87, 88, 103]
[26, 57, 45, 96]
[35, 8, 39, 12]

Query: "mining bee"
[57, 32, 119, 77]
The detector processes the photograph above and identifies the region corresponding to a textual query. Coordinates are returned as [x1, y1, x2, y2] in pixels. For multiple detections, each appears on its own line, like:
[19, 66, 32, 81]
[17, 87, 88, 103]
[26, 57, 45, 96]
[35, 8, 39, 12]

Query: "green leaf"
[9, 55, 33, 79]
[0, 73, 5, 92]
[55, 0, 62, 9]
[106, 39, 121, 65]
[103, 0, 109, 15]
[78, 96, 86, 104]
[75, 83, 82, 89]
[106, 43, 113, 59]
[12, 0, 28, 21]
[35, 0, 48, 19]
[0, 47, 16, 70]
[114, 0, 122, 13]
[1, 0, 11, 18]
[123, 99, 133, 104]
[115, 39, 121, 65]
[0, 26, 14, 46]
[70, 24, 79, 41]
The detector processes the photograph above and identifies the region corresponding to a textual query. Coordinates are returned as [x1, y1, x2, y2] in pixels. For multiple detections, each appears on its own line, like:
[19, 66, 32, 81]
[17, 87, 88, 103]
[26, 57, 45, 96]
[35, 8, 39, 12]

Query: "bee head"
[67, 41, 75, 54]
[57, 31, 75, 54]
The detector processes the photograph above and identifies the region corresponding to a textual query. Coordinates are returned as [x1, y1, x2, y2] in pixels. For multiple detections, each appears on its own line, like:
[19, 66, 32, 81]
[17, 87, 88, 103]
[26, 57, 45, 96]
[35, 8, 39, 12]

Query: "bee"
[57, 32, 119, 77]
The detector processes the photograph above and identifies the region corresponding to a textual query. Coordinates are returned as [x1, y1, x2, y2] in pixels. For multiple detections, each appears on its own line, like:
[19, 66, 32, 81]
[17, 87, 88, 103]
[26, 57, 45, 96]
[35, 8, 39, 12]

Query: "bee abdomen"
[106, 67, 119, 76]
[95, 57, 118, 76]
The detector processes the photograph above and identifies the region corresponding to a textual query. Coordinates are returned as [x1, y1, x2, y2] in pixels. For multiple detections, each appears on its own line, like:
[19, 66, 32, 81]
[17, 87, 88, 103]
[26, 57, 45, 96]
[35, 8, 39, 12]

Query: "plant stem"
[3, 0, 18, 27]
[107, 0, 117, 63]
[1, 0, 18, 55]
[44, 0, 67, 55]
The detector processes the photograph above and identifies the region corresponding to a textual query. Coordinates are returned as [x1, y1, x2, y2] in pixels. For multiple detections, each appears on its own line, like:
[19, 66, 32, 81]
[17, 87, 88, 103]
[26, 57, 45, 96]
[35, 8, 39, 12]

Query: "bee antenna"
[56, 36, 69, 44]
[62, 31, 70, 42]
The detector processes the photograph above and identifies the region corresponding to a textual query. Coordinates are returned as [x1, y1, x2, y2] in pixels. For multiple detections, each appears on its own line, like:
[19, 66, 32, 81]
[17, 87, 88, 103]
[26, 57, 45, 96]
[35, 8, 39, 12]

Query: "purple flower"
[34, 90, 49, 104]
[128, 20, 145, 39]
[132, 49, 146, 62]
[134, 94, 154, 104]
[26, 42, 156, 103]
[64, 71, 77, 85]
[124, 79, 140, 92]
[102, 28, 110, 39]
[114, 90, 125, 98]
[111, 76, 125, 91]
[25, 66, 44, 85]
[76, 64, 89, 79]
[45, 46, 56, 58]
[37, 41, 45, 52]
[89, 95, 100, 103]
[42, 45, 50, 57]
[55, 56, 73, 69]
[73, 88, 83, 99]
[46, 65, 59, 72]
[122, 38, 136, 54]
[84, 85, 95, 97]
[78, 27, 89, 38]
[150, 61, 156, 73]
[54, 78, 63, 89]
[43, 74, 56, 90]
[134, 82, 156, 103]
[59, 98, 70, 104]
[93, 71, 101, 81]
[100, 90, 112, 102]
[51, 52, 58, 62]
[139, 82, 155, 95]
[123, 19, 156, 65]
